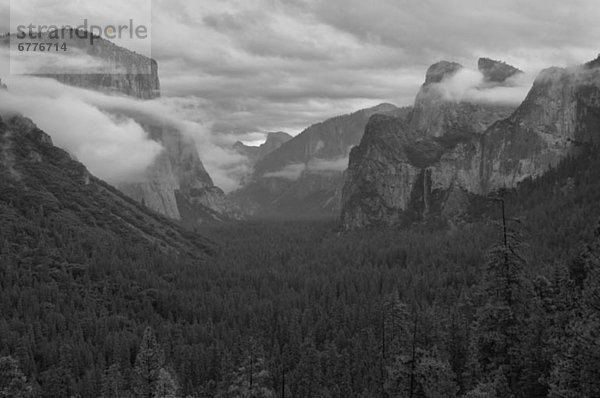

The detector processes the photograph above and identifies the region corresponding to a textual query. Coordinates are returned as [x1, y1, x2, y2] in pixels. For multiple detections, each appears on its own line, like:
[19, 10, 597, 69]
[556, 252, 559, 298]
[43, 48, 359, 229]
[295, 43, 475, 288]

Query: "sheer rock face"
[114, 116, 237, 225]
[118, 124, 217, 221]
[27, 32, 161, 100]
[480, 60, 600, 192]
[342, 56, 600, 229]
[342, 57, 600, 229]
[232, 104, 411, 219]
[341, 115, 419, 228]
[9, 32, 232, 223]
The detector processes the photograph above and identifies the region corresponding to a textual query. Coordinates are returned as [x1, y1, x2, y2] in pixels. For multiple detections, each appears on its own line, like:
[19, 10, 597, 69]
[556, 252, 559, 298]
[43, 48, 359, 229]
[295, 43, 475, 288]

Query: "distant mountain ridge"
[231, 103, 411, 219]
[233, 131, 293, 167]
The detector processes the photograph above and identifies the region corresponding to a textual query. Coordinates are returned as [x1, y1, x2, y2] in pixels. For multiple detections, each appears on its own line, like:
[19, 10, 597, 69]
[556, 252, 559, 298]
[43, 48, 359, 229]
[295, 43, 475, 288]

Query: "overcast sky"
[153, 0, 600, 139]
[2, 0, 600, 141]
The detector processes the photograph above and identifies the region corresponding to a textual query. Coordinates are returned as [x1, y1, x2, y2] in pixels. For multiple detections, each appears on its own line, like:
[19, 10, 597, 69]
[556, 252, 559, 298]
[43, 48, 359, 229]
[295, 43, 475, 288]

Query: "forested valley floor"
[2, 149, 600, 397]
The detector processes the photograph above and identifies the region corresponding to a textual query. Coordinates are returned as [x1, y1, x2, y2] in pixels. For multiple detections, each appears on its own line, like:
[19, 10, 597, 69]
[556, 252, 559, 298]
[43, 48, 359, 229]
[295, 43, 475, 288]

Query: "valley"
[1, 8, 600, 397]
[2, 138, 600, 396]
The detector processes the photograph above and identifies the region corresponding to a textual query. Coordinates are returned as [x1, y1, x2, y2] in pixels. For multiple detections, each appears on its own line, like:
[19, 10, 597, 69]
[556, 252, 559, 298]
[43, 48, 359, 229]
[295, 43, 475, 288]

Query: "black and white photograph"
[1, 0, 600, 396]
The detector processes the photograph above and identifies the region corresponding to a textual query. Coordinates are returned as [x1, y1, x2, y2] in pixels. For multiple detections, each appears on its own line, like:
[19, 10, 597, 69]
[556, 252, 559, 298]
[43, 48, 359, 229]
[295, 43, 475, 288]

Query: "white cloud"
[0, 76, 163, 184]
[262, 156, 348, 180]
[307, 157, 348, 172]
[263, 163, 306, 180]
[0, 75, 250, 191]
[434, 68, 535, 106]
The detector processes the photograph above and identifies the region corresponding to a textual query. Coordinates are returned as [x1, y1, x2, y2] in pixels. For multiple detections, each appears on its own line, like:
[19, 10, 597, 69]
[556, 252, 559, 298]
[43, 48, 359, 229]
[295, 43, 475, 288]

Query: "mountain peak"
[478, 57, 522, 83]
[584, 54, 600, 69]
[424, 61, 463, 85]
[264, 131, 293, 146]
[369, 103, 399, 113]
[233, 131, 293, 173]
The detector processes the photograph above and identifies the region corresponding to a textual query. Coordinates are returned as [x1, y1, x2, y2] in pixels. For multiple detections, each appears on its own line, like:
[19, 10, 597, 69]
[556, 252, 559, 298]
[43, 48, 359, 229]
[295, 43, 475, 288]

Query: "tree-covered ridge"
[2, 115, 600, 395]
[0, 114, 213, 260]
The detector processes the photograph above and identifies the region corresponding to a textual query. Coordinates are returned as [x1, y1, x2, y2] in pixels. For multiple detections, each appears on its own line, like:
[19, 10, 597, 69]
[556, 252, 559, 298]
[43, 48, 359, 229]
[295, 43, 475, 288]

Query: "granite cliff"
[2, 31, 160, 99]
[341, 57, 590, 229]
[117, 122, 238, 225]
[2, 32, 233, 225]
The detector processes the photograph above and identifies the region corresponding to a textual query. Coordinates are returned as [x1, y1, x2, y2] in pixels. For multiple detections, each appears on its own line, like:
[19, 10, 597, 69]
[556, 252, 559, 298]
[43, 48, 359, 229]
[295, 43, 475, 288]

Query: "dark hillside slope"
[0, 114, 212, 260]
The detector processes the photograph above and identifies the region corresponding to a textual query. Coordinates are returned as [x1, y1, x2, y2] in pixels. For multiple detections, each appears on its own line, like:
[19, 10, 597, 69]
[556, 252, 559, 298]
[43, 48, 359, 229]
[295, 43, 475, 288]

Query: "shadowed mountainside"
[0, 114, 212, 258]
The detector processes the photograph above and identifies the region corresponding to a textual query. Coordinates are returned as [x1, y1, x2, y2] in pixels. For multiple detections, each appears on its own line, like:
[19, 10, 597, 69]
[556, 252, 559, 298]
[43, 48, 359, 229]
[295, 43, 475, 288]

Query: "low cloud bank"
[307, 157, 348, 172]
[0, 75, 248, 191]
[435, 68, 535, 106]
[263, 163, 306, 180]
[263, 156, 349, 180]
[0, 77, 163, 183]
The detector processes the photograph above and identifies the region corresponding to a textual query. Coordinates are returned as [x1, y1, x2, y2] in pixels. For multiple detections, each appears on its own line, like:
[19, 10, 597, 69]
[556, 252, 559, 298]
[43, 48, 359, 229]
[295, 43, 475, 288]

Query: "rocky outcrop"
[424, 61, 462, 85]
[118, 123, 217, 220]
[3, 30, 161, 99]
[47, 64, 160, 100]
[478, 58, 522, 83]
[410, 60, 516, 138]
[342, 56, 600, 229]
[232, 104, 411, 219]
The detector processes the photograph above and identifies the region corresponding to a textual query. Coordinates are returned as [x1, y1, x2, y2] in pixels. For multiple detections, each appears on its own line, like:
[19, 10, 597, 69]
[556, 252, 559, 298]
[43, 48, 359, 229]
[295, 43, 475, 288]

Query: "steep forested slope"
[0, 115, 212, 258]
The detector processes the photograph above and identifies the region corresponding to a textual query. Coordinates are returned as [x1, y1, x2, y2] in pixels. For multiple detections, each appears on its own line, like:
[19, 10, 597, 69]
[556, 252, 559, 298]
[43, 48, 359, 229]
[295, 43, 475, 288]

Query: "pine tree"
[549, 223, 600, 397]
[464, 369, 512, 398]
[101, 364, 125, 398]
[0, 356, 31, 398]
[385, 348, 458, 398]
[379, 293, 410, 396]
[133, 327, 166, 398]
[471, 198, 530, 395]
[445, 308, 469, 394]
[153, 368, 178, 398]
[293, 340, 321, 398]
[217, 339, 274, 398]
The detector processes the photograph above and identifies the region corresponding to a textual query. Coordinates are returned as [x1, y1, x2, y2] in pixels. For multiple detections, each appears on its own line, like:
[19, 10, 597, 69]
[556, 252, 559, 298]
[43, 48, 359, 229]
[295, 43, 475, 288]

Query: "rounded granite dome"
[424, 61, 463, 85]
